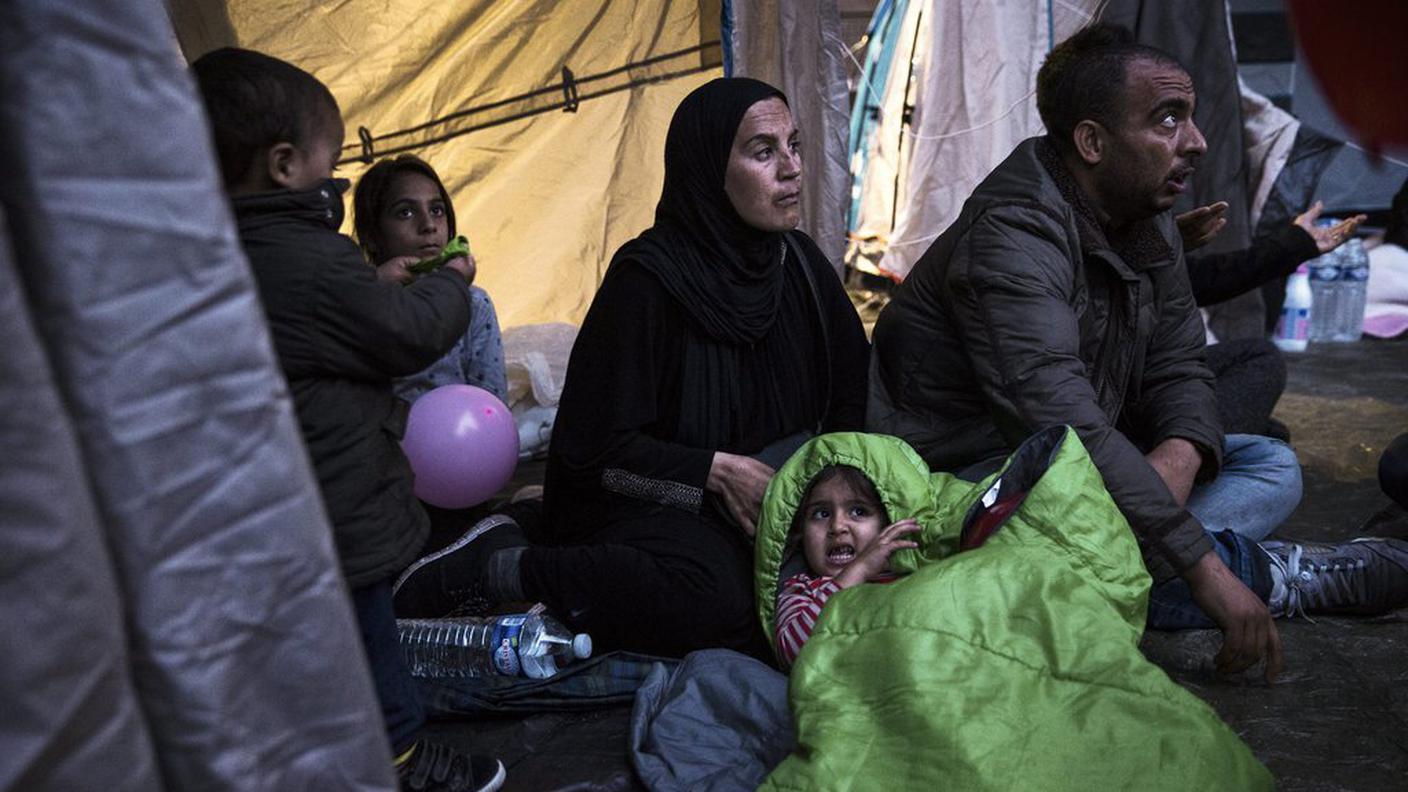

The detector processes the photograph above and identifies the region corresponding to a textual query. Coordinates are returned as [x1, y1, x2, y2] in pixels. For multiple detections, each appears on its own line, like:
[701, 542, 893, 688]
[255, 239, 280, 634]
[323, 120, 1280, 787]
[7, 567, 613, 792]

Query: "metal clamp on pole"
[561, 66, 579, 113]
[358, 126, 375, 163]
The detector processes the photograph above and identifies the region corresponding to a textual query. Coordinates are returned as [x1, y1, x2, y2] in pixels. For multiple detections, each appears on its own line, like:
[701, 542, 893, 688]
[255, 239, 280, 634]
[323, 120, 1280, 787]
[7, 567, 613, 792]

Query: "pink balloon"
[401, 385, 520, 509]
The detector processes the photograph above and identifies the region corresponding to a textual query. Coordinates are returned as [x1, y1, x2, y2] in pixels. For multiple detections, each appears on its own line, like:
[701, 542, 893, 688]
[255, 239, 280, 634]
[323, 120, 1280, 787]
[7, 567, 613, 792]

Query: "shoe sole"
[475, 760, 506, 792]
[392, 513, 518, 597]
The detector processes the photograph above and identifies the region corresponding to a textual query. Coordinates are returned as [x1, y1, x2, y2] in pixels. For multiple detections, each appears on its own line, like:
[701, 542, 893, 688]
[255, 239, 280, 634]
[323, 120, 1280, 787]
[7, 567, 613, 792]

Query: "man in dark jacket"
[869, 25, 1408, 682]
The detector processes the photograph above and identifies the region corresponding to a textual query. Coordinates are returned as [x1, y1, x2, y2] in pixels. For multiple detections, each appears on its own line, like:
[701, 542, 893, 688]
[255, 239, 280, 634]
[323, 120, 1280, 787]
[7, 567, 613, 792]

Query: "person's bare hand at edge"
[707, 452, 775, 538]
[1294, 201, 1367, 254]
[1184, 550, 1284, 683]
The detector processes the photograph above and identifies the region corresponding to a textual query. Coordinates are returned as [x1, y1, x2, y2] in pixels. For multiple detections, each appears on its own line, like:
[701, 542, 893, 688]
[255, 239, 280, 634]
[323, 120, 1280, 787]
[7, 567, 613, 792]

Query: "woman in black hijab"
[394, 78, 869, 659]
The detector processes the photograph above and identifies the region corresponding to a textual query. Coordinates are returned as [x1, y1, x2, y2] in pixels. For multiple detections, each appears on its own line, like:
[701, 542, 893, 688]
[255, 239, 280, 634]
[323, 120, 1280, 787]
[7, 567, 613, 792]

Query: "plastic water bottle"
[1332, 238, 1370, 341]
[1307, 246, 1341, 342]
[398, 610, 592, 679]
[1273, 265, 1312, 352]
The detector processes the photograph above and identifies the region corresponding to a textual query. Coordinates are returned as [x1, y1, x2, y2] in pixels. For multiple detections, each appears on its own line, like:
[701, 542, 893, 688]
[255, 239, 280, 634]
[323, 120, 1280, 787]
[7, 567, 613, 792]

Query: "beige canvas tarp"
[170, 0, 726, 327]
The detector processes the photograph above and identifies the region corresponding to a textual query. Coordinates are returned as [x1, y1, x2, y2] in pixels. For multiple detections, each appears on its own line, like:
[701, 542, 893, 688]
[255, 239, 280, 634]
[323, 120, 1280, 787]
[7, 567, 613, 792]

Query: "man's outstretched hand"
[1175, 201, 1230, 252]
[1184, 550, 1284, 683]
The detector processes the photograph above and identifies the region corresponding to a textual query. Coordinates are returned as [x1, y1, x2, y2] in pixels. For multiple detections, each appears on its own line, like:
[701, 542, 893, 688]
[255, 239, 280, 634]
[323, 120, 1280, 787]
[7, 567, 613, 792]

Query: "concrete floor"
[1141, 338, 1408, 791]
[425, 337, 1408, 791]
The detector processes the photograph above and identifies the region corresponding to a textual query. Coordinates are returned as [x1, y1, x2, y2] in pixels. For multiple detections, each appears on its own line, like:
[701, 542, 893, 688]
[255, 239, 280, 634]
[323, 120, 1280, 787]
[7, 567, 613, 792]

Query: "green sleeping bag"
[753, 429, 1271, 791]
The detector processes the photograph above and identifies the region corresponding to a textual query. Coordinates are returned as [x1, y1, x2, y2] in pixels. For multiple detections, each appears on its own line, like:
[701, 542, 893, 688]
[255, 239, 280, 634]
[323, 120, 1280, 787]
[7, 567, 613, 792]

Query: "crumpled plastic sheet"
[504, 323, 578, 459]
[0, 213, 164, 792]
[0, 2, 396, 789]
[503, 322, 579, 410]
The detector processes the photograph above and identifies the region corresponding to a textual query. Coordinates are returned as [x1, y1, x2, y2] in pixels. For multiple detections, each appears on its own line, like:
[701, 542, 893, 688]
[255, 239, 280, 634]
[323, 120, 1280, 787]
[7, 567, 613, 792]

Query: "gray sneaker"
[1262, 537, 1408, 618]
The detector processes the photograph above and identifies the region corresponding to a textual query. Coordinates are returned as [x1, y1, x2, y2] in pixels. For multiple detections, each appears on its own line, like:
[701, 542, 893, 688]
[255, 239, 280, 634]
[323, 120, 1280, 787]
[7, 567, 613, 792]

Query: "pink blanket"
[1366, 242, 1408, 338]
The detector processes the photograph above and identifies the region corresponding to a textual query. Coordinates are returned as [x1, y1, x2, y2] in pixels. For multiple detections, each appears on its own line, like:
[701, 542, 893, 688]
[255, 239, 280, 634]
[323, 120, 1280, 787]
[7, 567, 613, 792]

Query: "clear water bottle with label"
[1307, 247, 1342, 342]
[1273, 265, 1312, 352]
[1332, 238, 1370, 341]
[398, 608, 592, 679]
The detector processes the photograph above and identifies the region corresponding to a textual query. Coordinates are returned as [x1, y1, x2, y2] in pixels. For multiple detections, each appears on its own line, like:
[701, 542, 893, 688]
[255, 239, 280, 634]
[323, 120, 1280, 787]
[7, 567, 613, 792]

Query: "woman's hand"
[834, 518, 922, 589]
[376, 255, 419, 284]
[443, 253, 477, 285]
[707, 452, 775, 538]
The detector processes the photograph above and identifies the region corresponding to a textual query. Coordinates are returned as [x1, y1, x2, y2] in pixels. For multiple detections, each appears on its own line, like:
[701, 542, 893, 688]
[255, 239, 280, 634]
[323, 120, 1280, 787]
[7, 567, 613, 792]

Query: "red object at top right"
[1287, 0, 1408, 154]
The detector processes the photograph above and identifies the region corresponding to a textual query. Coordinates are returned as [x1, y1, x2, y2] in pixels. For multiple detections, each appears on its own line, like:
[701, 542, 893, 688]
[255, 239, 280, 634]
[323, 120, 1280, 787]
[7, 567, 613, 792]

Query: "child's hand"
[834, 518, 922, 589]
[442, 253, 477, 285]
[376, 255, 419, 285]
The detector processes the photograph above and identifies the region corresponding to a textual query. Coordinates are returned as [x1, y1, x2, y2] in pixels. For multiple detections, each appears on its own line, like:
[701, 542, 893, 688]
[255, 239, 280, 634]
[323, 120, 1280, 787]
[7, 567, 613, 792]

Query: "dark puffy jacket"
[234, 179, 470, 588]
[869, 138, 1222, 582]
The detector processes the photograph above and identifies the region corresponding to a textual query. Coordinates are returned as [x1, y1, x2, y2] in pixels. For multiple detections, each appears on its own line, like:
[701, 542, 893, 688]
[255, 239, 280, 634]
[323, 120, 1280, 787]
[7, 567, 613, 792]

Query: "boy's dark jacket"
[234, 179, 470, 588]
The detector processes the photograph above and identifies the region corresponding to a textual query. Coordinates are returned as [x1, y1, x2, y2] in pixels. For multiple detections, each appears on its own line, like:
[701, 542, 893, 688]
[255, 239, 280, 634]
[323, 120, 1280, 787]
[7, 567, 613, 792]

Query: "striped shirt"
[775, 573, 843, 668]
[775, 572, 899, 667]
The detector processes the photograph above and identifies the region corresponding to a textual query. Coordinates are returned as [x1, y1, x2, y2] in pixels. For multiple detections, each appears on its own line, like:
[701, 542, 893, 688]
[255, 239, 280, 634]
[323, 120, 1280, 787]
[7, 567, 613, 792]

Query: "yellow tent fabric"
[170, 0, 723, 327]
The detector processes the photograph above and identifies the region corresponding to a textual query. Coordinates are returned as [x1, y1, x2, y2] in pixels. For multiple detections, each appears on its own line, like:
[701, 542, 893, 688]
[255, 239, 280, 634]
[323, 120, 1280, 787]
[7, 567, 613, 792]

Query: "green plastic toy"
[407, 235, 471, 276]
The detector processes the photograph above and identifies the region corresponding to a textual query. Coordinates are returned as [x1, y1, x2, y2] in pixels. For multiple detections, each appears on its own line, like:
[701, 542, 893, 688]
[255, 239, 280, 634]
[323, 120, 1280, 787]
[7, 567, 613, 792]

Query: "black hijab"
[622, 77, 790, 345]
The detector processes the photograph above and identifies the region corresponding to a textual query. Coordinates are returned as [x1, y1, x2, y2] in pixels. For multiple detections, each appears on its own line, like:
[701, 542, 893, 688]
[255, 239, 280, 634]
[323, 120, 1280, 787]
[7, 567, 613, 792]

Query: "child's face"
[801, 475, 886, 578]
[278, 112, 344, 192]
[376, 172, 450, 260]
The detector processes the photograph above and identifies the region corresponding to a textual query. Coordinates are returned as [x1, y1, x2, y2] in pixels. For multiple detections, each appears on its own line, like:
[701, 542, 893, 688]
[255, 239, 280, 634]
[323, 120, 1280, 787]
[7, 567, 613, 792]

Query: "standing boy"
[193, 48, 503, 792]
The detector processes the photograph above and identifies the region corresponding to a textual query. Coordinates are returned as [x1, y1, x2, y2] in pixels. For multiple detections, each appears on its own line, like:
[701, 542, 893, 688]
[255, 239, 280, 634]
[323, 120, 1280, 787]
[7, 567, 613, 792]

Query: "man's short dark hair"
[1036, 24, 1186, 153]
[191, 47, 340, 187]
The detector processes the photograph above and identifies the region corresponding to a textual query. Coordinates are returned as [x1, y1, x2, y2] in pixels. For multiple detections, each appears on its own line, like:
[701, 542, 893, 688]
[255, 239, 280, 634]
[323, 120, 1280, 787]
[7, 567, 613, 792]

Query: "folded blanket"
[1366, 242, 1408, 339]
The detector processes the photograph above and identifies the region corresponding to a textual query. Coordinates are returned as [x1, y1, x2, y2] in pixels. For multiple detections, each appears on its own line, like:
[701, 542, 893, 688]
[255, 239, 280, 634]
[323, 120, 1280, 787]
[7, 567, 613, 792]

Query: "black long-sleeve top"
[1186, 224, 1320, 306]
[544, 231, 870, 541]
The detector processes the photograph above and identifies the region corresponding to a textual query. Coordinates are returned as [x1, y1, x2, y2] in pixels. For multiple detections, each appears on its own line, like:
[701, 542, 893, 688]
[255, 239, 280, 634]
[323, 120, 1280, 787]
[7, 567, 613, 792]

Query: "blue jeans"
[353, 580, 425, 753]
[1146, 434, 1302, 629]
[1185, 434, 1302, 541]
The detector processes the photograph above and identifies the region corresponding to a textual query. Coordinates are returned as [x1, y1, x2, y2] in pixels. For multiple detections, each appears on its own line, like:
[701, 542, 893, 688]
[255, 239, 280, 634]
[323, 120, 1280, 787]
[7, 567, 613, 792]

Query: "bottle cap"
[572, 634, 593, 659]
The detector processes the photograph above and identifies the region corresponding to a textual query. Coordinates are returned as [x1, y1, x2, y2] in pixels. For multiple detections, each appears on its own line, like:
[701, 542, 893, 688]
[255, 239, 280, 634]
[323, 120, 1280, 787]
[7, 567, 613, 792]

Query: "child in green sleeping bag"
[773, 462, 1022, 668]
[755, 431, 1277, 791]
[773, 464, 916, 667]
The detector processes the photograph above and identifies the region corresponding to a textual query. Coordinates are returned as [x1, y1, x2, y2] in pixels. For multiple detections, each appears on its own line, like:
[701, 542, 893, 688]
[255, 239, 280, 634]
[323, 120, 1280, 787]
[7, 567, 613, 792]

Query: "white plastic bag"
[502, 322, 578, 459]
[502, 322, 578, 408]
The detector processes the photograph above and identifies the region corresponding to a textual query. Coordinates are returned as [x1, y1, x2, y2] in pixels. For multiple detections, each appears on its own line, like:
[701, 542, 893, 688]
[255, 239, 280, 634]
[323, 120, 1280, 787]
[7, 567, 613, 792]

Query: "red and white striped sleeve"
[775, 573, 843, 668]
